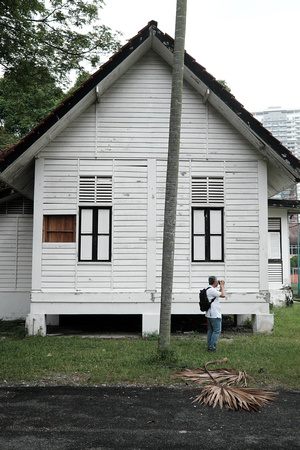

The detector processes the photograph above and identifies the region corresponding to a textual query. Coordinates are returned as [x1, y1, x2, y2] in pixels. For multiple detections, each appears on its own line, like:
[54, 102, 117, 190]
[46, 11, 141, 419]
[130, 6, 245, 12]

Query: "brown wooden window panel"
[43, 215, 76, 242]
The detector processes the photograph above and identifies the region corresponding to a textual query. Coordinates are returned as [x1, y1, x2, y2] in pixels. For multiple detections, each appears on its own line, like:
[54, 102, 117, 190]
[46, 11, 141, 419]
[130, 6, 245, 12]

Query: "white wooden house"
[0, 21, 299, 335]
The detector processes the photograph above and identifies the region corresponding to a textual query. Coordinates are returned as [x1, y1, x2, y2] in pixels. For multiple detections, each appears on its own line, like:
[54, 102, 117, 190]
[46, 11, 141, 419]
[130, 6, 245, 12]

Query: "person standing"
[205, 276, 226, 352]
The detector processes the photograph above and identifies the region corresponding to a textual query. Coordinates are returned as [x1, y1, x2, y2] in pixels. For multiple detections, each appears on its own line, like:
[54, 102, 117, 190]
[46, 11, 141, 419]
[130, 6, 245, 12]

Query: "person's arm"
[219, 280, 226, 298]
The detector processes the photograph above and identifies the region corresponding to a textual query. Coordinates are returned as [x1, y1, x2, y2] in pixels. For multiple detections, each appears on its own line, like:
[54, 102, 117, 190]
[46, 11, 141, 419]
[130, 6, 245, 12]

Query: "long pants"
[207, 317, 222, 351]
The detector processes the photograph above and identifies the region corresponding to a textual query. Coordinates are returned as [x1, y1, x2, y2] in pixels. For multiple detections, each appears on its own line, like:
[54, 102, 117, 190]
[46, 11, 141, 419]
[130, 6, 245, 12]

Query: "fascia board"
[152, 36, 174, 66]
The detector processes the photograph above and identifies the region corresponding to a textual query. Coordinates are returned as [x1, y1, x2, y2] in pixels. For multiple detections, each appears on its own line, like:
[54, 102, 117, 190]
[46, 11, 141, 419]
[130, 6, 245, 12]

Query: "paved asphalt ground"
[0, 385, 299, 449]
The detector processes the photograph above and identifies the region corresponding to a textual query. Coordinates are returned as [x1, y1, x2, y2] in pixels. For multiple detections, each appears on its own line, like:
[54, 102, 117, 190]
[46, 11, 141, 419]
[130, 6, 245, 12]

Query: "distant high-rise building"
[253, 107, 300, 158]
[253, 107, 300, 200]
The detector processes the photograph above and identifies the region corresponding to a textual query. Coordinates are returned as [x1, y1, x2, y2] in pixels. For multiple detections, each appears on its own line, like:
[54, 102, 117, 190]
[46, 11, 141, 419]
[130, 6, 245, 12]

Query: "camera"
[218, 280, 224, 285]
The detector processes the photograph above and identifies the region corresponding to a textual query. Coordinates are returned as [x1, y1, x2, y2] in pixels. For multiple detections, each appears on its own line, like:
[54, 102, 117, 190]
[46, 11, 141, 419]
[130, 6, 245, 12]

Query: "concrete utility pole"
[158, 0, 187, 355]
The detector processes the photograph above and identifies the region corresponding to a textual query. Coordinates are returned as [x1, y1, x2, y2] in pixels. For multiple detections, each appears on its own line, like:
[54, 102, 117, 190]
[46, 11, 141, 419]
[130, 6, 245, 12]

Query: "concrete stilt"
[142, 314, 160, 336]
[237, 314, 252, 326]
[26, 314, 47, 336]
[252, 314, 274, 334]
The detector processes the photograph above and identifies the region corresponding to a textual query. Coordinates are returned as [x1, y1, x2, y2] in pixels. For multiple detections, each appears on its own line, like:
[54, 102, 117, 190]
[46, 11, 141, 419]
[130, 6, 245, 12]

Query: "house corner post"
[252, 313, 274, 334]
[26, 314, 47, 336]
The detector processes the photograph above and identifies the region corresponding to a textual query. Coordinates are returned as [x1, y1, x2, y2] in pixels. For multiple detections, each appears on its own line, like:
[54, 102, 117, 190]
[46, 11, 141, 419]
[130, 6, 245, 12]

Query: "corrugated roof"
[0, 20, 299, 178]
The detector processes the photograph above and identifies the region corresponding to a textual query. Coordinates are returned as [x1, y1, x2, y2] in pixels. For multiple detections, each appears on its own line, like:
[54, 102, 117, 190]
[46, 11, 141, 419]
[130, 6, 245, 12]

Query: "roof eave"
[268, 198, 300, 214]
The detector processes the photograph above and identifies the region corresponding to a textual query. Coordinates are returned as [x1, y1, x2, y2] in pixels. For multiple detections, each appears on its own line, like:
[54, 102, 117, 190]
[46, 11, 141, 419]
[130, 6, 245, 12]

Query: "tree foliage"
[0, 62, 64, 137]
[0, 68, 93, 145]
[0, 0, 121, 84]
[290, 255, 299, 268]
[65, 70, 91, 96]
[0, 128, 19, 151]
[218, 80, 231, 92]
[0, 1, 121, 146]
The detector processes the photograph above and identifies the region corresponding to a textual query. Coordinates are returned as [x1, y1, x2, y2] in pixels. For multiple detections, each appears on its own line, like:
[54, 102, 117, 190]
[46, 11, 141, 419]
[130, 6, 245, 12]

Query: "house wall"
[268, 207, 292, 306]
[0, 215, 33, 319]
[29, 50, 270, 327]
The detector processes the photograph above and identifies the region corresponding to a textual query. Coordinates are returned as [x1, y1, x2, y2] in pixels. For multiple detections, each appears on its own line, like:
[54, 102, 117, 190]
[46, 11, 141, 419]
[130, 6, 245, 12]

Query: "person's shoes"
[207, 349, 216, 352]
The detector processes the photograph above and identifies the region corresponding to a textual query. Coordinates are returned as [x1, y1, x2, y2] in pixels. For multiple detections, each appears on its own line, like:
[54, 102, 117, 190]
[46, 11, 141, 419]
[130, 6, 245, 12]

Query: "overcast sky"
[99, 0, 300, 113]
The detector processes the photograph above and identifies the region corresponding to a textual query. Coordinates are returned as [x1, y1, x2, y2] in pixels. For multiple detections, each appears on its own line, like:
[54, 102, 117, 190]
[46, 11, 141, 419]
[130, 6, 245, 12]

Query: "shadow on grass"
[0, 319, 27, 339]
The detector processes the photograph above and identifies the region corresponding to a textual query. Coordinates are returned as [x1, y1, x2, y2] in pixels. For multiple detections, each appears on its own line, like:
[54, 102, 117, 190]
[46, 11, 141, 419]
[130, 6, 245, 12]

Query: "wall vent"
[268, 262, 283, 283]
[192, 177, 224, 204]
[268, 218, 281, 231]
[79, 177, 112, 203]
[0, 197, 33, 215]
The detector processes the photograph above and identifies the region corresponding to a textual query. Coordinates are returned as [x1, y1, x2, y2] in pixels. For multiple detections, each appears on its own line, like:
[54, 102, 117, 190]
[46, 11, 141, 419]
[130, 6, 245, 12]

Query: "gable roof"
[0, 20, 299, 199]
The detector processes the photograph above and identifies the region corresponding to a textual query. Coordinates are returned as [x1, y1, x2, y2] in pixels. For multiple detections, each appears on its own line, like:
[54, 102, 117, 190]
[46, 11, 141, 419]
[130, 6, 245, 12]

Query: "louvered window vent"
[192, 177, 224, 204]
[268, 218, 281, 231]
[268, 262, 283, 283]
[79, 177, 112, 203]
[0, 197, 33, 215]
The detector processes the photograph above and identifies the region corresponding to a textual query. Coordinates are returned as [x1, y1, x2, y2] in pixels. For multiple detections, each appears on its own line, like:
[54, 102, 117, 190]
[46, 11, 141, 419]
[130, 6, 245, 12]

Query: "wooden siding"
[112, 160, 148, 290]
[155, 160, 166, 291]
[41, 160, 78, 290]
[43, 51, 261, 163]
[41, 245, 77, 290]
[35, 48, 265, 297]
[225, 161, 260, 291]
[44, 107, 97, 158]
[16, 217, 33, 289]
[0, 216, 33, 290]
[79, 160, 113, 177]
[155, 160, 191, 292]
[43, 159, 78, 213]
[77, 264, 112, 291]
[0, 217, 17, 288]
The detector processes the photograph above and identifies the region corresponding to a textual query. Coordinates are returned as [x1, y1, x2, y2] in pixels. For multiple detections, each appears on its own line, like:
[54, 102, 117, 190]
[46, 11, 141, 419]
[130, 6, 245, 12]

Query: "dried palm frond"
[172, 367, 249, 386]
[193, 384, 277, 412]
[172, 357, 277, 412]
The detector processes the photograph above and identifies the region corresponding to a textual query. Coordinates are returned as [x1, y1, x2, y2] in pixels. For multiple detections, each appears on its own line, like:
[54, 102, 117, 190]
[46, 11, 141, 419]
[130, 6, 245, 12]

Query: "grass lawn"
[0, 304, 299, 389]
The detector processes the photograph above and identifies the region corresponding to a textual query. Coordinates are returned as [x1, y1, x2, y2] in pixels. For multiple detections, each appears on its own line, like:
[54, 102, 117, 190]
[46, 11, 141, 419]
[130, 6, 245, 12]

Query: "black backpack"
[199, 287, 216, 312]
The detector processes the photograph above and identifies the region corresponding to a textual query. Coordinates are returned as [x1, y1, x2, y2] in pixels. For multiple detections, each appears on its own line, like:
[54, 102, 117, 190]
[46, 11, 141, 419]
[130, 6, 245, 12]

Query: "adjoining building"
[253, 107, 300, 201]
[253, 107, 300, 262]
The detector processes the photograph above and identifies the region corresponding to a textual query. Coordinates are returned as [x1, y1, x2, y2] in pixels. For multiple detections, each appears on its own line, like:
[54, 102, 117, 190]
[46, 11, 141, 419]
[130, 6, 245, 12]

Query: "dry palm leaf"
[173, 358, 277, 412]
[172, 367, 249, 386]
[193, 385, 277, 412]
